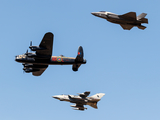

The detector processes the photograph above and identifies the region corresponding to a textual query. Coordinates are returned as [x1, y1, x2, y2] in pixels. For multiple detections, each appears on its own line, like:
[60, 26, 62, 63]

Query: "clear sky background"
[0, 0, 160, 120]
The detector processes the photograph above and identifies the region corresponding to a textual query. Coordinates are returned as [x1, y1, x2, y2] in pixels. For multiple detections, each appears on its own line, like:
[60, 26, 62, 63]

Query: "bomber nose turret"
[15, 55, 20, 62]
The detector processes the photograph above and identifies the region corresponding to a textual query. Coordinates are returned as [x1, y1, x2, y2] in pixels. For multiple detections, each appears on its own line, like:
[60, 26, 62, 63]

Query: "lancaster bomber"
[91, 11, 148, 30]
[15, 32, 86, 76]
[52, 91, 105, 111]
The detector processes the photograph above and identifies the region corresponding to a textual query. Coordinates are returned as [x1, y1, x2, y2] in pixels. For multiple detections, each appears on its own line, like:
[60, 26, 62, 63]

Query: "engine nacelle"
[26, 52, 50, 59]
[23, 67, 39, 73]
[29, 46, 46, 51]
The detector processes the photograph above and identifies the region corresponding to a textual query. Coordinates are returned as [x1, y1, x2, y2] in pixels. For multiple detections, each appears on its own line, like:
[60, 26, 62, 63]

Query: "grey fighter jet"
[91, 11, 148, 30]
[52, 91, 105, 111]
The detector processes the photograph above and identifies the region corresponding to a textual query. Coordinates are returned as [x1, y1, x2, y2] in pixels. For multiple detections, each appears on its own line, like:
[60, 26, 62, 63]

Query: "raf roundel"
[78, 52, 81, 55]
[57, 58, 62, 62]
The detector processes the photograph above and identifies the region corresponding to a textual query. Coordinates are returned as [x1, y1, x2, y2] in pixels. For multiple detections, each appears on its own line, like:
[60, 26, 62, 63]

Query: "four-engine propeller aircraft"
[52, 91, 105, 111]
[15, 32, 86, 76]
[91, 11, 148, 30]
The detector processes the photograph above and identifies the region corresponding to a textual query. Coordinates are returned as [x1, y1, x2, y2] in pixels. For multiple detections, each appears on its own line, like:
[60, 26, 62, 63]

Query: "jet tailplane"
[140, 18, 148, 23]
[87, 102, 98, 109]
[137, 25, 146, 30]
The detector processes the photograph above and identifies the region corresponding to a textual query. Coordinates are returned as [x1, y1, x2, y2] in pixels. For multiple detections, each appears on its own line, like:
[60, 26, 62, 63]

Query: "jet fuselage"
[52, 94, 100, 105]
[91, 11, 148, 30]
[92, 12, 141, 26]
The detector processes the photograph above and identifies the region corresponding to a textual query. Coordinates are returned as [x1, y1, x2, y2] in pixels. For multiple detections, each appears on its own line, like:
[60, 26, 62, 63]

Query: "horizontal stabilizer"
[88, 102, 98, 109]
[119, 12, 136, 20]
[138, 25, 146, 30]
[72, 64, 81, 71]
[139, 18, 148, 23]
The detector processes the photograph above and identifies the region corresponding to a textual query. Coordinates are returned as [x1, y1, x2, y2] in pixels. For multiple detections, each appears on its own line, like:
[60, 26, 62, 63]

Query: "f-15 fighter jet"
[15, 32, 86, 76]
[91, 11, 148, 30]
[52, 91, 105, 111]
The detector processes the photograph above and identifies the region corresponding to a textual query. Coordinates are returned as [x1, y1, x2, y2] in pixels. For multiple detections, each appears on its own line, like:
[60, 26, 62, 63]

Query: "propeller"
[25, 49, 28, 55]
[30, 41, 32, 47]
[29, 41, 32, 51]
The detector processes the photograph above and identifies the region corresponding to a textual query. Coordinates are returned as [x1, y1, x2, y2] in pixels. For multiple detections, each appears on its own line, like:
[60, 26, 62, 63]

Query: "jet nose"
[91, 12, 96, 15]
[52, 95, 60, 99]
[91, 12, 99, 16]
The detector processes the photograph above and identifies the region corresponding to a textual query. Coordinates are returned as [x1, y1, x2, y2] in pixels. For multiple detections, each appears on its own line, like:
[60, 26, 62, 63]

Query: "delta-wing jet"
[15, 32, 86, 76]
[91, 11, 148, 30]
[52, 91, 105, 111]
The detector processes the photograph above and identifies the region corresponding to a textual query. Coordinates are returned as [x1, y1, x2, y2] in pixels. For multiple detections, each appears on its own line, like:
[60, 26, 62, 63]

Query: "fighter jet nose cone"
[91, 12, 99, 17]
[91, 12, 95, 15]
[52, 95, 59, 99]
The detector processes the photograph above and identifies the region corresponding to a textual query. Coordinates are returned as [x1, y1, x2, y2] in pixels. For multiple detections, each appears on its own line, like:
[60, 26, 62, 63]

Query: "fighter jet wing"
[36, 32, 54, 57]
[78, 91, 90, 98]
[120, 24, 134, 30]
[32, 65, 48, 76]
[119, 12, 136, 20]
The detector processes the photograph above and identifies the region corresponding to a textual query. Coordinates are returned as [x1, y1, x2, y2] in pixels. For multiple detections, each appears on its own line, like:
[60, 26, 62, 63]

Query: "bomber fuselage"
[15, 54, 86, 65]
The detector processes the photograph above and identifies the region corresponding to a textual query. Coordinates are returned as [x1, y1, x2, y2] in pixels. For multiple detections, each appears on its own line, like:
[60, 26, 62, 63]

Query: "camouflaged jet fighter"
[15, 32, 86, 76]
[91, 11, 148, 30]
[52, 91, 105, 111]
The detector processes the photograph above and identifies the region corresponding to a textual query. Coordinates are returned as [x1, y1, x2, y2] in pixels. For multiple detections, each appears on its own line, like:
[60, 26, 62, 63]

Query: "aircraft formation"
[15, 11, 148, 110]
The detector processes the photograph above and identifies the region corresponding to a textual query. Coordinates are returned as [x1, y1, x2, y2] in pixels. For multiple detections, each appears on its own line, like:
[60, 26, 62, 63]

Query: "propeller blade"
[25, 49, 28, 54]
[30, 41, 32, 47]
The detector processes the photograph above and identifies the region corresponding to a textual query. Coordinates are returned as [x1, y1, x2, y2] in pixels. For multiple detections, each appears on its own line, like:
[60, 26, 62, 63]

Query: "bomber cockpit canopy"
[59, 55, 65, 57]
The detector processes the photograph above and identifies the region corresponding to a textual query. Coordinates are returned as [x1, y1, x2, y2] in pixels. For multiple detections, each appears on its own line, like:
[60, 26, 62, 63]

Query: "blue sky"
[0, 0, 160, 120]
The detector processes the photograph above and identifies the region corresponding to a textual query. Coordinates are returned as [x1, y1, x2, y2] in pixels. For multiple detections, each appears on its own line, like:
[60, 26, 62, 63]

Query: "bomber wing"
[119, 12, 136, 20]
[32, 66, 48, 76]
[23, 63, 48, 76]
[36, 32, 53, 58]
[120, 24, 134, 30]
